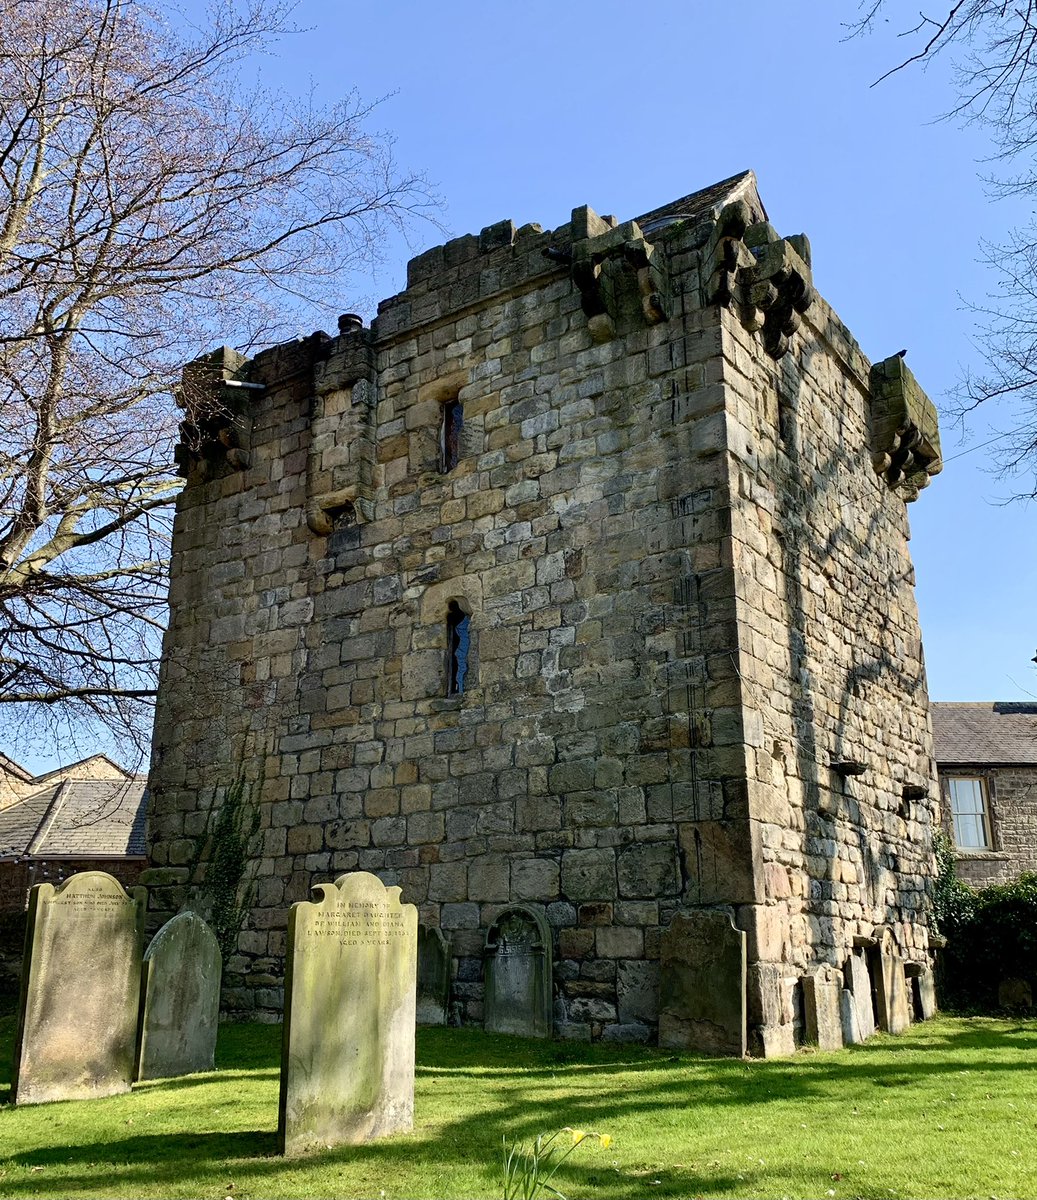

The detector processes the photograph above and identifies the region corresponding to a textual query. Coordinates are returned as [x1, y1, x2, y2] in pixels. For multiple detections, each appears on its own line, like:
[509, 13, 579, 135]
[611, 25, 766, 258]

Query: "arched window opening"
[447, 600, 470, 696]
[441, 398, 463, 473]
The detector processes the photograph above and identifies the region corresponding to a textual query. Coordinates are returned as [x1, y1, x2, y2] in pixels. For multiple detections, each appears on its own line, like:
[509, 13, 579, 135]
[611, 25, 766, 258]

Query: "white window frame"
[945, 775, 993, 851]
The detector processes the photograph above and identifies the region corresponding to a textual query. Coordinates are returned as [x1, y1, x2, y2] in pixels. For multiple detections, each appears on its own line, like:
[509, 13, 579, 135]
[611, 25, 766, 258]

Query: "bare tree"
[852, 2, 1037, 495]
[0, 0, 431, 759]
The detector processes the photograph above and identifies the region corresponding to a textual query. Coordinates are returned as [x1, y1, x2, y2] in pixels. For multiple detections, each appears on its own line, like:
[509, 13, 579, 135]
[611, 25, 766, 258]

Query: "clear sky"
[15, 2, 1037, 776]
[248, 0, 1035, 704]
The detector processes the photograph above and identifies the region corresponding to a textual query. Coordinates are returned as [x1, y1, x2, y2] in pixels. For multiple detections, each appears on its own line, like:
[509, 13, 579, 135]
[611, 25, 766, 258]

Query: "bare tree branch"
[0, 0, 436, 757]
[852, 1, 1037, 498]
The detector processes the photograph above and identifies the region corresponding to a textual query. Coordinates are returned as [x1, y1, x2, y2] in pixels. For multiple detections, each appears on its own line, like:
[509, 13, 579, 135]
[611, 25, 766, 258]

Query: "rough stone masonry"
[146, 170, 943, 1055]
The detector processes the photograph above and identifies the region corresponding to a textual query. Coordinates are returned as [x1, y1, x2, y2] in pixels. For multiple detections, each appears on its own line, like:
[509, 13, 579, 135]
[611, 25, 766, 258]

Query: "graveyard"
[1, 1006, 1035, 1198]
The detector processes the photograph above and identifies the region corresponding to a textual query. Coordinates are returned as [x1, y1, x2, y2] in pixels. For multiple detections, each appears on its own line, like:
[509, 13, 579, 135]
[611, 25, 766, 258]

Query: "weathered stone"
[149, 172, 941, 1053]
[484, 905, 552, 1038]
[617, 959, 659, 1024]
[13, 872, 145, 1104]
[874, 931, 911, 1035]
[997, 976, 1032, 1010]
[841, 949, 877, 1045]
[278, 872, 417, 1155]
[659, 908, 746, 1056]
[416, 924, 449, 1026]
[802, 964, 843, 1051]
[136, 911, 221, 1080]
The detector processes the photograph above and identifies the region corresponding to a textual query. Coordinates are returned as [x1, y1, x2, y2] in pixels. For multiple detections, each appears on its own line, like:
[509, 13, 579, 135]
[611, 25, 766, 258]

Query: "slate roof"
[0, 777, 148, 860]
[931, 702, 1037, 767]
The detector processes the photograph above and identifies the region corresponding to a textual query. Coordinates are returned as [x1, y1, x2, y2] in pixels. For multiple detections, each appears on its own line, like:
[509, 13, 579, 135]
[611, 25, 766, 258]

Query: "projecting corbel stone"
[174, 346, 257, 483]
[869, 355, 942, 502]
[703, 203, 815, 360]
[570, 205, 671, 343]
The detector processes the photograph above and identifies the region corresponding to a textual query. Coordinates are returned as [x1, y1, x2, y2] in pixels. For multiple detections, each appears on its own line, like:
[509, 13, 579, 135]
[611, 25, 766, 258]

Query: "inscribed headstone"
[416, 924, 449, 1026]
[484, 906, 552, 1039]
[658, 908, 746, 1056]
[12, 871, 145, 1104]
[840, 948, 876, 1044]
[802, 964, 844, 1051]
[136, 911, 221, 1081]
[278, 871, 417, 1155]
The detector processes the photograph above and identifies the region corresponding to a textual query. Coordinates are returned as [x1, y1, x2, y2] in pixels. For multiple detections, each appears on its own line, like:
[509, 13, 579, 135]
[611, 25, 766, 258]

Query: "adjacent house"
[0, 754, 149, 911]
[931, 702, 1037, 887]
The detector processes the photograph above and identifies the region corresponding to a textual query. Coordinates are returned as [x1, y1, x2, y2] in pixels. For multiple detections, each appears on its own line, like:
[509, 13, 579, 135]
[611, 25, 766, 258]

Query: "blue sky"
[248, 0, 1033, 703]
[18, 2, 1037, 776]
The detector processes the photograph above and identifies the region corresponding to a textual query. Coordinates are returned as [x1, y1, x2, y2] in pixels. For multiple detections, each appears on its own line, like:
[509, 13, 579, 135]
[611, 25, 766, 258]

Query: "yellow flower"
[569, 1128, 587, 1144]
[598, 1134, 613, 1149]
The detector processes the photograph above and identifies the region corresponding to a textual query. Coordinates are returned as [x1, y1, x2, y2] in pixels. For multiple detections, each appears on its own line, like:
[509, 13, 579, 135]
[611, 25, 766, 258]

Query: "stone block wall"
[147, 171, 940, 1051]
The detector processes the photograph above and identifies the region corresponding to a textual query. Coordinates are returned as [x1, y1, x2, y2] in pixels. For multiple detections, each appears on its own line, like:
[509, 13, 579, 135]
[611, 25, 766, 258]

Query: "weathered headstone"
[136, 911, 222, 1081]
[873, 931, 911, 1035]
[840, 948, 877, 1044]
[278, 871, 417, 1155]
[997, 976, 1032, 1010]
[416, 924, 449, 1026]
[658, 908, 746, 1056]
[484, 906, 552, 1038]
[12, 871, 145, 1104]
[802, 964, 844, 1051]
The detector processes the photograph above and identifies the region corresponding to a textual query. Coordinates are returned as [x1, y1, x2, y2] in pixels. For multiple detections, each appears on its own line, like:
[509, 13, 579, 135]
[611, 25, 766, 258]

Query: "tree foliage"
[0, 0, 430, 758]
[853, 2, 1037, 495]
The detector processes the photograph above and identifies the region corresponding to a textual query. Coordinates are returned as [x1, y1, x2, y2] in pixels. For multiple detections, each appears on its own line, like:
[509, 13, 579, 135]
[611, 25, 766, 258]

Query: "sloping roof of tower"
[931, 701, 1037, 766]
[0, 777, 148, 860]
[634, 169, 767, 233]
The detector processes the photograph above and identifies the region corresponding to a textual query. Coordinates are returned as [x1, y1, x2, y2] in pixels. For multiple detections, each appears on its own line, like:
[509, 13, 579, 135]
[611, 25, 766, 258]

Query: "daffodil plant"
[501, 1126, 613, 1200]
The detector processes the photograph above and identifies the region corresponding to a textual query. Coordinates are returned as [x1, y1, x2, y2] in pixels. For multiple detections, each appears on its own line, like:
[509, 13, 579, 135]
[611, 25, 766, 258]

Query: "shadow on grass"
[0, 1017, 1035, 1198]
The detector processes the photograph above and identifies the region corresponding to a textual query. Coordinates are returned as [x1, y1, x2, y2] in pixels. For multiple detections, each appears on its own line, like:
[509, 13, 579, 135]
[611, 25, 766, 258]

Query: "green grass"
[1, 1013, 1036, 1199]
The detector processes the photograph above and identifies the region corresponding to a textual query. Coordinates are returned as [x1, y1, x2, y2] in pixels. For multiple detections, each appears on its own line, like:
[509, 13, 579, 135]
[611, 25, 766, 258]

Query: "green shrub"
[935, 841, 1037, 1010]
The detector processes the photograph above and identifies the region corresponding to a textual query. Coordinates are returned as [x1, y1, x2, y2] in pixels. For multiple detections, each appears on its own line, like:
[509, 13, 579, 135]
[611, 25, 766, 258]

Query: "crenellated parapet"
[703, 200, 815, 359]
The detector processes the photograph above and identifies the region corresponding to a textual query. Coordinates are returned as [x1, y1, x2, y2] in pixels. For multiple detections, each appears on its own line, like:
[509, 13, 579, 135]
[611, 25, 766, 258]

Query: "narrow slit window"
[447, 600, 470, 696]
[441, 398, 463, 473]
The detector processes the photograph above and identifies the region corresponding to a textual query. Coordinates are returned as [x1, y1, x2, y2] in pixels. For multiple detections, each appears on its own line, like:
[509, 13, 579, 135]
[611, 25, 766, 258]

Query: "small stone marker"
[278, 871, 417, 1155]
[659, 908, 746, 1056]
[802, 964, 844, 1051]
[12, 871, 145, 1104]
[840, 948, 877, 1044]
[484, 906, 553, 1038]
[136, 911, 222, 1081]
[416, 924, 450, 1026]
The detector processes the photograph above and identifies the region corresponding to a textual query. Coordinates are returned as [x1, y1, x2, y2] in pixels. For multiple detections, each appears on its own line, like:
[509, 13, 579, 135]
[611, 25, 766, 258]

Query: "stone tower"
[146, 170, 942, 1054]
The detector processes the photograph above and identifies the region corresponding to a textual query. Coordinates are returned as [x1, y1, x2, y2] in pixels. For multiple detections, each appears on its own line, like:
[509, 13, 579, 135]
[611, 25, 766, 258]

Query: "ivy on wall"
[189, 768, 262, 962]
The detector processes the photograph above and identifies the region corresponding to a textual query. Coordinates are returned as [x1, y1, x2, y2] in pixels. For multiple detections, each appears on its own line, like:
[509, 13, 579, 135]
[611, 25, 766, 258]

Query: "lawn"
[0, 1012, 1035, 1199]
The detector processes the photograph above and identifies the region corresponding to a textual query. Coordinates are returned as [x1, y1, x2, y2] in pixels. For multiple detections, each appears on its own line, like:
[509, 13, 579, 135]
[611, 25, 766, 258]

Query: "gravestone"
[416, 924, 450, 1026]
[840, 948, 877, 1044]
[12, 871, 145, 1104]
[136, 911, 222, 1081]
[873, 930, 911, 1035]
[484, 906, 552, 1038]
[802, 964, 844, 1051]
[997, 976, 1032, 1010]
[278, 871, 417, 1155]
[658, 908, 746, 1056]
